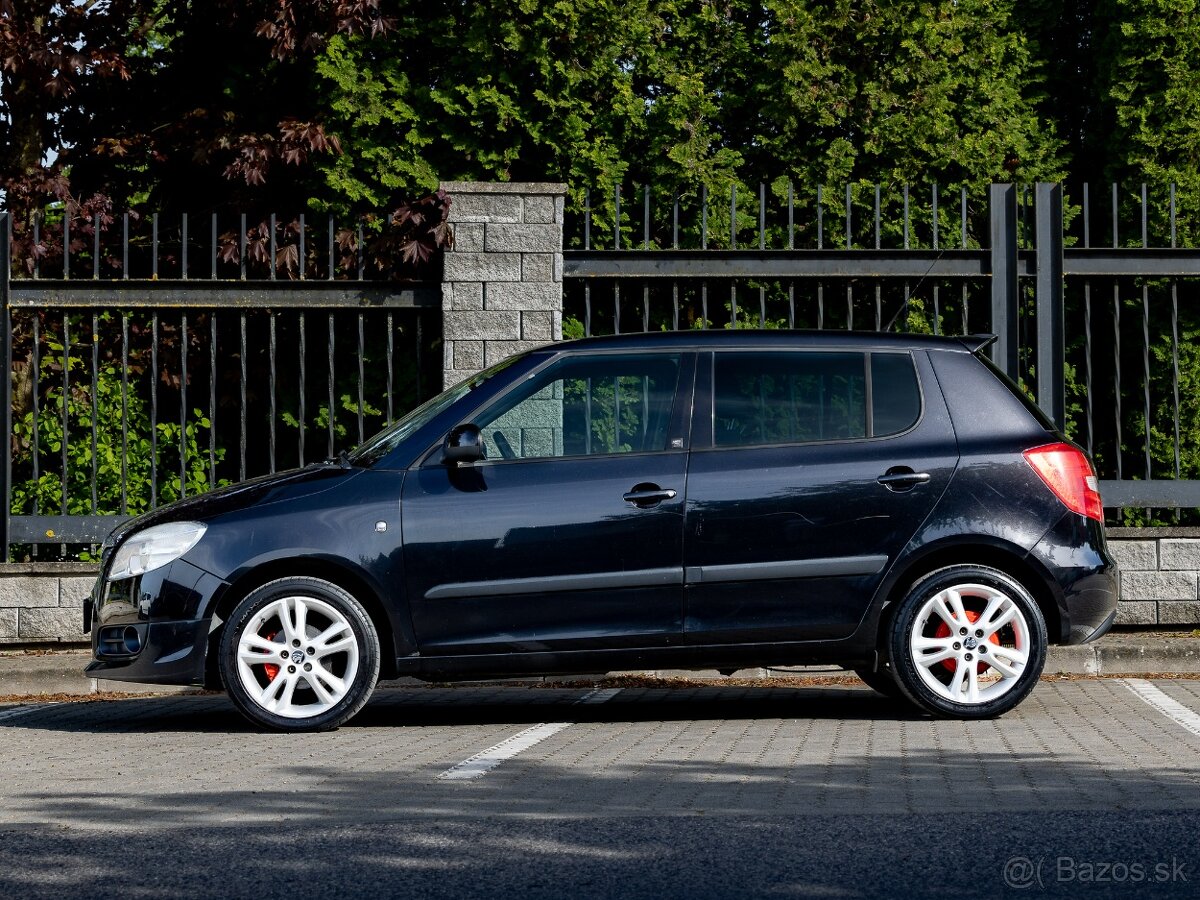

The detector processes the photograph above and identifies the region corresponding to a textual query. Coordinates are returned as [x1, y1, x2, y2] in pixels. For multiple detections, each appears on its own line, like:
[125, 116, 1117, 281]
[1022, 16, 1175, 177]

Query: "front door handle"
[623, 484, 678, 508]
[877, 468, 931, 492]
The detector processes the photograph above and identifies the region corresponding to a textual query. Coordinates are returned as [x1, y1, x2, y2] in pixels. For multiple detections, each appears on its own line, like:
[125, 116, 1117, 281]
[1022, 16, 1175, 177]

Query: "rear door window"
[711, 350, 921, 448]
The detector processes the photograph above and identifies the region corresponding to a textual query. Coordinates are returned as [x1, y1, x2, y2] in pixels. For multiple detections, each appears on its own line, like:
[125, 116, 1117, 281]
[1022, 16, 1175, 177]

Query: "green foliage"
[281, 393, 383, 444]
[562, 376, 660, 455]
[762, 0, 1066, 188]
[311, 1, 1068, 235]
[1096, 0, 1200, 243]
[10, 345, 227, 521]
[562, 316, 586, 341]
[314, 1, 661, 218]
[1117, 318, 1200, 525]
[1145, 326, 1200, 488]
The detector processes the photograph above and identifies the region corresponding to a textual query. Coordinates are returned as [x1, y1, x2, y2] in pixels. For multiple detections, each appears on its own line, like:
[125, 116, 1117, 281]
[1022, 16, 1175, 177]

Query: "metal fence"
[7, 181, 1200, 554]
[0, 211, 441, 560]
[562, 181, 1200, 519]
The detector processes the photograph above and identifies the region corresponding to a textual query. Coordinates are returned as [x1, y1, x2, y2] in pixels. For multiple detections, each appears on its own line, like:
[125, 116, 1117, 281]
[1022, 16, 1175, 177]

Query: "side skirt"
[393, 638, 876, 681]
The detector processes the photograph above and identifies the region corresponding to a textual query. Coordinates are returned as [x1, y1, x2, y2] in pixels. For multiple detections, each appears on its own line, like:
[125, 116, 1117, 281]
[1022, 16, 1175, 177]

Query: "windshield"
[349, 355, 526, 467]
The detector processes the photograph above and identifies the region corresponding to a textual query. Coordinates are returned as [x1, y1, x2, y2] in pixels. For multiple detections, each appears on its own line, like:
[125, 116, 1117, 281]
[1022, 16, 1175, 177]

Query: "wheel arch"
[872, 539, 1065, 651]
[203, 555, 405, 688]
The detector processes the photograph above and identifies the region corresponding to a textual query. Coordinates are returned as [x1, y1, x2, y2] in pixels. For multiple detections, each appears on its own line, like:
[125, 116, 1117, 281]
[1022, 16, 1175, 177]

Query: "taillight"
[1023, 443, 1104, 522]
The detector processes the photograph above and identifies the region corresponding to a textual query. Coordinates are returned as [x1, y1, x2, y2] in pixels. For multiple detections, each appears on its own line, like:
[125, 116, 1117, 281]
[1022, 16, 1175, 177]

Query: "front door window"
[473, 353, 682, 460]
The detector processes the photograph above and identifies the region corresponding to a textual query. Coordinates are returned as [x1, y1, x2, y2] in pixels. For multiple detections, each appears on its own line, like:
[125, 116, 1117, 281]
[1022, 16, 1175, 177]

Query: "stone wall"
[0, 563, 95, 644]
[1107, 528, 1200, 626]
[440, 181, 566, 390]
[4, 532, 1198, 644]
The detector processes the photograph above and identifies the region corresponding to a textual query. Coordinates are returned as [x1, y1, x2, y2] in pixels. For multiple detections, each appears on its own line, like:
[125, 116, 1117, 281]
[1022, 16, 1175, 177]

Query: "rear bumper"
[1029, 513, 1118, 645]
[1060, 574, 1119, 644]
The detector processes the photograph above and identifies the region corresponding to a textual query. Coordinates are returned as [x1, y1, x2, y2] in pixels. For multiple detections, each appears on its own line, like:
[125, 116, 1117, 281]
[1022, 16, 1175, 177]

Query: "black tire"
[219, 576, 380, 732]
[853, 663, 904, 699]
[888, 564, 1047, 719]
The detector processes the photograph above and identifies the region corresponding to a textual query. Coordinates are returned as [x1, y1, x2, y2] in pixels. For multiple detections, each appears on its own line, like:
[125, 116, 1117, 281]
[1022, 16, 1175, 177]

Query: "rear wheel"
[219, 576, 380, 731]
[888, 565, 1047, 719]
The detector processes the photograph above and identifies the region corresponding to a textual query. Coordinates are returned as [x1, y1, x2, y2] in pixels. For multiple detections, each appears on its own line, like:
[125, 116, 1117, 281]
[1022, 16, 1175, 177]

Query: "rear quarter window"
[871, 352, 922, 436]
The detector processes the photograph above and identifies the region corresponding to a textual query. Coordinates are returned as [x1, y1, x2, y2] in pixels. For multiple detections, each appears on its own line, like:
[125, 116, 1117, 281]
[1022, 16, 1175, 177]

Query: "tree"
[1094, 0, 1200, 241]
[0, 0, 137, 180]
[1, 2, 399, 219]
[762, 0, 1067, 189]
[313, 0, 662, 216]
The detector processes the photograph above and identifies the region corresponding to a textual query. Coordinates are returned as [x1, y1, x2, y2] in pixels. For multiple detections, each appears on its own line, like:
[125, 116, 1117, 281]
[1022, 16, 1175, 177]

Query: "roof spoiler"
[959, 334, 998, 355]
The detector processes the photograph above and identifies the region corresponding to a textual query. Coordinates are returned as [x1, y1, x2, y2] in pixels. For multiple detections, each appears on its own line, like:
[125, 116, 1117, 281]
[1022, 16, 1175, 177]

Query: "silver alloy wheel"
[235, 594, 360, 719]
[909, 582, 1030, 705]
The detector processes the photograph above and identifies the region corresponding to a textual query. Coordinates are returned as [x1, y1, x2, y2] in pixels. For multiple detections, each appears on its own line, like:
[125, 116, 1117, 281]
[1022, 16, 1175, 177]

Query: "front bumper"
[85, 617, 211, 685]
[86, 557, 227, 686]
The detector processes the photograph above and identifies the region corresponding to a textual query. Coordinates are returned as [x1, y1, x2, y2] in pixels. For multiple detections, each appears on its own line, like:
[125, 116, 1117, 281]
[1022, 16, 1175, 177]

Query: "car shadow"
[0, 684, 923, 734]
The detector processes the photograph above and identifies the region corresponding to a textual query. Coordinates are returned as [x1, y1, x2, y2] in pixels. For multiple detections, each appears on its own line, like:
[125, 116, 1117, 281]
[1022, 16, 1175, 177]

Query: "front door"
[683, 348, 957, 643]
[402, 350, 694, 654]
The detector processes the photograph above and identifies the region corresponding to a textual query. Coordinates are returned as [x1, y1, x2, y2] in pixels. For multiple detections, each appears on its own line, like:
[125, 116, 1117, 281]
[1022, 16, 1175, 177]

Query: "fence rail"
[9, 281, 439, 309]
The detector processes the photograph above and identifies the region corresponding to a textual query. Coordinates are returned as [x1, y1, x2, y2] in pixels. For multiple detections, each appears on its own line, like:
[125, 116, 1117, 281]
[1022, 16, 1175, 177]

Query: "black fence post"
[1, 212, 11, 562]
[1035, 183, 1066, 429]
[989, 184, 1019, 378]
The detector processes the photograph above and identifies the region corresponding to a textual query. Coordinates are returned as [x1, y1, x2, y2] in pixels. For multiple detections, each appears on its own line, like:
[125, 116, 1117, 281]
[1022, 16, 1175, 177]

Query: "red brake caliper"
[263, 632, 280, 682]
[933, 610, 1000, 673]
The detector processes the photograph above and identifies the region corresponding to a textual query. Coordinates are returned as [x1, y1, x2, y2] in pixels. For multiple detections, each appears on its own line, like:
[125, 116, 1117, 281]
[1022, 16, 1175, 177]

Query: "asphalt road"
[2, 678, 1200, 899]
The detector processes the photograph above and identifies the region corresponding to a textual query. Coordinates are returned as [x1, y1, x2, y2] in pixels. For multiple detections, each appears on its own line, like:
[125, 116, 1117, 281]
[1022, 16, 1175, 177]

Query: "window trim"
[699, 348, 925, 451]
[416, 349, 696, 468]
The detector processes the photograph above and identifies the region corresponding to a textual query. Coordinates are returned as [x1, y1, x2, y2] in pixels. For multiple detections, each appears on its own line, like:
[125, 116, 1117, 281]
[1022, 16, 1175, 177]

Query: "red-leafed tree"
[1, 1, 444, 278]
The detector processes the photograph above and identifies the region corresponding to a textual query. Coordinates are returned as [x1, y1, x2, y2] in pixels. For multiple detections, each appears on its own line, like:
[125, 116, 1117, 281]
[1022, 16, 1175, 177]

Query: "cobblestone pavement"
[2, 680, 1199, 898]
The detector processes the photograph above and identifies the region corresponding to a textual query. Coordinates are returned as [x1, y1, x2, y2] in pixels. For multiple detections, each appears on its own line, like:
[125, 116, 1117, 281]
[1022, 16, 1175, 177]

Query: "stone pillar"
[440, 181, 567, 389]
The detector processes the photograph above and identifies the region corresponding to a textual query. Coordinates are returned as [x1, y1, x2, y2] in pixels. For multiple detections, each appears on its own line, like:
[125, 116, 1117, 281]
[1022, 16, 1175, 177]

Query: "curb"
[3, 638, 1200, 698]
[1044, 639, 1200, 675]
[0, 651, 201, 698]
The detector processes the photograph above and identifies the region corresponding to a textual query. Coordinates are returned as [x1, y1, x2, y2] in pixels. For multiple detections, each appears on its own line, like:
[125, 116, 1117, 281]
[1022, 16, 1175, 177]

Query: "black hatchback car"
[85, 331, 1117, 730]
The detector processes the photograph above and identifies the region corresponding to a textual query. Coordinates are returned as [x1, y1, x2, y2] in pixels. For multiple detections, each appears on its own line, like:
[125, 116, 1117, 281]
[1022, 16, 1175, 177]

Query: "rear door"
[682, 348, 957, 643]
[401, 350, 694, 654]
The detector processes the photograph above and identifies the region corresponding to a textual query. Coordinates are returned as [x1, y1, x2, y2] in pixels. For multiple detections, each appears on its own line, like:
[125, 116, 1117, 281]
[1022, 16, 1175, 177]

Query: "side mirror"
[444, 423, 484, 465]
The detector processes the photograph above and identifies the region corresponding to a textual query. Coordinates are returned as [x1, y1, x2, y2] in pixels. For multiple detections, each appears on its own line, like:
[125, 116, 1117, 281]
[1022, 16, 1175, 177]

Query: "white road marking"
[1123, 679, 1200, 738]
[438, 688, 621, 781]
[0, 703, 62, 724]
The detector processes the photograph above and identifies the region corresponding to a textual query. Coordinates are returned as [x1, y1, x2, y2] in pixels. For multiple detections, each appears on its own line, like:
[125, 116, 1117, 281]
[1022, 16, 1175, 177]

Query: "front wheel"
[219, 576, 380, 731]
[888, 565, 1047, 719]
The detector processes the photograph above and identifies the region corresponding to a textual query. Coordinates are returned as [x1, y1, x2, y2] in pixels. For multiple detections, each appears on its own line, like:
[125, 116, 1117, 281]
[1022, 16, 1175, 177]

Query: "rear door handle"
[623, 485, 678, 507]
[877, 469, 931, 491]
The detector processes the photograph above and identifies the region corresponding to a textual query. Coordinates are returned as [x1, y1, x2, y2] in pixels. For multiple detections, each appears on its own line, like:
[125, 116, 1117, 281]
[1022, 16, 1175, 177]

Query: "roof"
[541, 329, 993, 354]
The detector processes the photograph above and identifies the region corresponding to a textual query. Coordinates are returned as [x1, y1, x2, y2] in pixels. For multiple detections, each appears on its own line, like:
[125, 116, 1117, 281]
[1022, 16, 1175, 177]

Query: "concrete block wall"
[4, 532, 1198, 644]
[0, 564, 94, 644]
[440, 181, 567, 390]
[1107, 529, 1200, 626]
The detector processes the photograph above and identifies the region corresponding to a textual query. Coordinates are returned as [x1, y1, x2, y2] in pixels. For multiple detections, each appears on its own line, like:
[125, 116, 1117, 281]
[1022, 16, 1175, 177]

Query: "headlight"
[108, 522, 207, 581]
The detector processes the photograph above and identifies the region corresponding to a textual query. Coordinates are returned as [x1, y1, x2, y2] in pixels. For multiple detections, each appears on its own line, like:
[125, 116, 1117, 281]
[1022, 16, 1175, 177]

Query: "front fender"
[181, 468, 416, 658]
